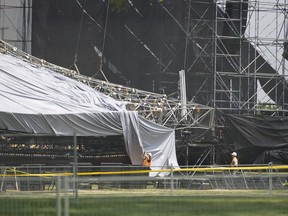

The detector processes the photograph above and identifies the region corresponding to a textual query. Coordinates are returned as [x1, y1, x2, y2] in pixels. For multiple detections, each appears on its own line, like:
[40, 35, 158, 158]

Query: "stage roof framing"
[0, 39, 216, 131]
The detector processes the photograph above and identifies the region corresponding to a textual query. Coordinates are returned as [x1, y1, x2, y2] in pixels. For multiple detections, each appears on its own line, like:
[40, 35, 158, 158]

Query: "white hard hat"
[147, 152, 152, 157]
[231, 152, 237, 156]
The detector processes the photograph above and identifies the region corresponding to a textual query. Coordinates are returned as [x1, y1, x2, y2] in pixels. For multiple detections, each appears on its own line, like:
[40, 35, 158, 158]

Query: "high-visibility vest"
[143, 158, 151, 166]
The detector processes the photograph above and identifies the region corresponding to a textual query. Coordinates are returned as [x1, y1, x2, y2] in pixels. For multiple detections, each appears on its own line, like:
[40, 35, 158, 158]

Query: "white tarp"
[0, 52, 179, 171]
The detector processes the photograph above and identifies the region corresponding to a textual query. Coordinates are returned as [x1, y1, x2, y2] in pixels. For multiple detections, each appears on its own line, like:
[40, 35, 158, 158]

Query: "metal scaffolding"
[1, 0, 287, 116]
[1, 0, 287, 166]
[0, 38, 216, 165]
[0, 39, 215, 133]
[213, 0, 288, 114]
[0, 0, 32, 52]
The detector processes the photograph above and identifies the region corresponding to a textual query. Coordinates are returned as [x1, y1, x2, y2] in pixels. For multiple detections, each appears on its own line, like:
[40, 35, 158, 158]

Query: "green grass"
[0, 191, 288, 216]
[70, 196, 288, 216]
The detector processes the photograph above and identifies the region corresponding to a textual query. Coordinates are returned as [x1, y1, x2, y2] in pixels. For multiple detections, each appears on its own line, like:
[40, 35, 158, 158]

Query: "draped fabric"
[0, 52, 179, 170]
[224, 114, 288, 164]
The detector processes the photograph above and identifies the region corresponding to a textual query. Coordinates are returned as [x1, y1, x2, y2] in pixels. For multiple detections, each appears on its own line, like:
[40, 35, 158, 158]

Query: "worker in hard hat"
[231, 152, 238, 167]
[142, 152, 152, 167]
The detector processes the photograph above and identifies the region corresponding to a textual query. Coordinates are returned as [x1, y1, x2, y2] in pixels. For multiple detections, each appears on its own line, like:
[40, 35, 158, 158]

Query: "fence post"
[73, 134, 78, 204]
[56, 176, 61, 216]
[170, 164, 174, 196]
[64, 177, 69, 216]
[268, 162, 273, 194]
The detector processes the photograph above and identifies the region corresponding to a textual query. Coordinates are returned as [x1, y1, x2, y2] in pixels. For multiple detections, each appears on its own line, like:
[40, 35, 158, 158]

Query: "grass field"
[0, 190, 287, 216]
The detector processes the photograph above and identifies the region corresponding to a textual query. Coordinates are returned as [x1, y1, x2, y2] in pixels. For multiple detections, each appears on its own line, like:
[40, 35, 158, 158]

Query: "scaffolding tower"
[1, 0, 287, 115]
[0, 0, 32, 52]
[212, 0, 288, 115]
[1, 0, 288, 166]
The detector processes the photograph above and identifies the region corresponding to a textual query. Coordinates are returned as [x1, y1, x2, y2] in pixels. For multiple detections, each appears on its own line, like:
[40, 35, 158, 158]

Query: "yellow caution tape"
[0, 165, 287, 177]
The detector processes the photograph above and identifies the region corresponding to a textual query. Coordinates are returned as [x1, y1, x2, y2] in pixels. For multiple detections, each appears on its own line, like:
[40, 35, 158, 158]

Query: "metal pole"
[73, 134, 78, 202]
[179, 70, 187, 120]
[170, 164, 174, 196]
[268, 162, 273, 195]
[213, 2, 217, 109]
[183, 0, 191, 72]
[56, 176, 61, 216]
[22, 0, 27, 52]
[64, 177, 69, 216]
[186, 144, 189, 175]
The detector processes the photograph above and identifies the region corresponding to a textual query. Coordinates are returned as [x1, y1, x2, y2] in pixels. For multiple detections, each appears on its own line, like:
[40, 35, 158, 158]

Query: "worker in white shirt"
[231, 152, 238, 167]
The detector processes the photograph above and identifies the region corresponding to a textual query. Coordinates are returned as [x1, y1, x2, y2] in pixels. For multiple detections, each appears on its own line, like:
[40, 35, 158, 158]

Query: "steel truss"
[2, 1, 285, 123]
[0, 38, 217, 165]
[3, 0, 286, 165]
[0, 39, 215, 136]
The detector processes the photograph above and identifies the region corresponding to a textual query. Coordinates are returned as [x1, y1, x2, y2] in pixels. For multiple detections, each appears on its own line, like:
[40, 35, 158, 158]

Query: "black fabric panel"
[224, 114, 288, 164]
[225, 114, 288, 149]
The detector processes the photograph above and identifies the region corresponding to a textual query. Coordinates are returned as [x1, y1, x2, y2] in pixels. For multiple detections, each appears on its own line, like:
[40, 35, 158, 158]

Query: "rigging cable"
[93, 0, 110, 82]
[74, 0, 108, 81]
[73, 0, 86, 74]
[75, 0, 104, 31]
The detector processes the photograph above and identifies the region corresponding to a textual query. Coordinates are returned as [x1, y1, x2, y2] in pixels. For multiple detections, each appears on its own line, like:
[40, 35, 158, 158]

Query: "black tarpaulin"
[224, 114, 288, 164]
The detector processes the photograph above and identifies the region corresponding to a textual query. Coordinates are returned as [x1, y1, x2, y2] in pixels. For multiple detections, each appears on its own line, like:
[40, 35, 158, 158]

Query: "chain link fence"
[0, 164, 287, 215]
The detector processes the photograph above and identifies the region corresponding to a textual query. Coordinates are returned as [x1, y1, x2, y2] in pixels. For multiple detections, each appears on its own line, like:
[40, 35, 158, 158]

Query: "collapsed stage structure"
[0, 39, 214, 167]
[1, 0, 288, 166]
[0, 40, 180, 172]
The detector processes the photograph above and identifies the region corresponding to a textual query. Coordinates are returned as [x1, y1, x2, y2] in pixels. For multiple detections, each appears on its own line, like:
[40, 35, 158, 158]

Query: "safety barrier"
[0, 164, 288, 215]
[1, 164, 288, 192]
